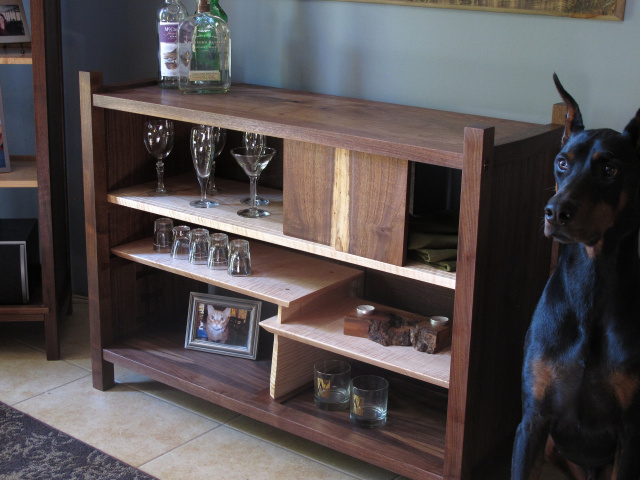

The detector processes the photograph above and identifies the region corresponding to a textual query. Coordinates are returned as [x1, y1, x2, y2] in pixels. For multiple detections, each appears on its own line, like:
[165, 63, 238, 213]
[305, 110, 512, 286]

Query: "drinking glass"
[241, 132, 269, 206]
[188, 228, 210, 265]
[227, 239, 251, 276]
[314, 360, 351, 411]
[230, 147, 276, 218]
[350, 375, 389, 428]
[153, 217, 173, 253]
[143, 119, 174, 195]
[170, 225, 191, 259]
[205, 128, 227, 195]
[208, 233, 229, 269]
[190, 125, 220, 208]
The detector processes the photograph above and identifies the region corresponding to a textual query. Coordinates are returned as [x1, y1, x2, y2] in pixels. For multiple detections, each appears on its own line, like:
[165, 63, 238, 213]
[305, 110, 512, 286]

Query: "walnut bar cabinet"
[80, 71, 562, 479]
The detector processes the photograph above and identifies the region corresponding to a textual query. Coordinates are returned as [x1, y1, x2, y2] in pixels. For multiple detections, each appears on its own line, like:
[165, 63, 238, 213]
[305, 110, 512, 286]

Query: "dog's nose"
[545, 200, 575, 226]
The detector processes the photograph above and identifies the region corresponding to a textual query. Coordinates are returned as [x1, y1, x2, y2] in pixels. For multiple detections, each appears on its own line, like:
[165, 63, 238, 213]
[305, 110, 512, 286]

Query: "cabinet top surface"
[93, 82, 561, 169]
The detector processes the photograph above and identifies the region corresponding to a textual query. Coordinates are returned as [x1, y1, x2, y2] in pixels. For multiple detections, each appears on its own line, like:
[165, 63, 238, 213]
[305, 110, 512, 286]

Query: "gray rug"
[0, 402, 158, 480]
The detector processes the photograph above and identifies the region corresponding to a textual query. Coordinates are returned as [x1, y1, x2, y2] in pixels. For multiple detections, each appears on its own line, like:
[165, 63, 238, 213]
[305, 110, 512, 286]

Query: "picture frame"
[0, 78, 10, 173]
[326, 0, 625, 20]
[0, 0, 30, 44]
[185, 293, 262, 360]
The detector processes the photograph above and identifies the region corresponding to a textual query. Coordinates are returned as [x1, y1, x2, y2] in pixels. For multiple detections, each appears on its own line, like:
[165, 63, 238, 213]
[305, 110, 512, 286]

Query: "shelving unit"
[80, 72, 562, 479]
[0, 1, 71, 360]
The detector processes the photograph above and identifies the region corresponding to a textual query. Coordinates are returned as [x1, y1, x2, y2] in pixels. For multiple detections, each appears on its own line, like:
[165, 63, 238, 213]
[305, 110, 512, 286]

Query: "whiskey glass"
[190, 125, 219, 208]
[205, 127, 227, 195]
[241, 132, 269, 206]
[230, 146, 276, 218]
[143, 118, 174, 195]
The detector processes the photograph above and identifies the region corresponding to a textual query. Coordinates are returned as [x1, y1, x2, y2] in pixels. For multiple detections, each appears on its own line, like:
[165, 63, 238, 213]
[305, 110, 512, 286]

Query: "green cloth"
[407, 232, 458, 251]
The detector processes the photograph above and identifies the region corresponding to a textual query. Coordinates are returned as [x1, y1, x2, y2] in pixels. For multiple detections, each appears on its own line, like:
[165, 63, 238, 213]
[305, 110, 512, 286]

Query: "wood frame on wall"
[326, 0, 625, 20]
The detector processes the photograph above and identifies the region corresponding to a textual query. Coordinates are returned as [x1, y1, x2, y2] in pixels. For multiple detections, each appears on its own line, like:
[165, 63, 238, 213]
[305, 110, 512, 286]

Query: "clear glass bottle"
[178, 0, 231, 94]
[158, 0, 189, 88]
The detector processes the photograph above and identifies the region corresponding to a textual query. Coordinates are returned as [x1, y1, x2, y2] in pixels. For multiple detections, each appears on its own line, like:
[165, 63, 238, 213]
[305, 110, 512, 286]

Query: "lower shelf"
[0, 286, 47, 321]
[101, 324, 447, 479]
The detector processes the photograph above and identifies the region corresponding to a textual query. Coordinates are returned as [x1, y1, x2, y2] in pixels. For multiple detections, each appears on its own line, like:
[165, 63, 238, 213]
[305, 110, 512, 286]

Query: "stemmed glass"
[241, 132, 269, 206]
[143, 119, 174, 195]
[190, 125, 220, 208]
[230, 146, 276, 218]
[205, 127, 227, 196]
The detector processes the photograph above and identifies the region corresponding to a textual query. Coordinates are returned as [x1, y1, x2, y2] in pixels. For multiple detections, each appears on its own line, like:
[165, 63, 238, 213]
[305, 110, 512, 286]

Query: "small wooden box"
[343, 306, 451, 354]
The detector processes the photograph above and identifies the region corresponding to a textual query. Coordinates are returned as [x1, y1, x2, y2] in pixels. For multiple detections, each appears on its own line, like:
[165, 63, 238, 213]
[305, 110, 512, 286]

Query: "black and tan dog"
[512, 75, 640, 480]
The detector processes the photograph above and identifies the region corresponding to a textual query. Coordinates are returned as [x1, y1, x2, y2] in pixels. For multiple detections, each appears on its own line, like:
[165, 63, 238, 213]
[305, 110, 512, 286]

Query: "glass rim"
[313, 360, 351, 375]
[350, 375, 389, 392]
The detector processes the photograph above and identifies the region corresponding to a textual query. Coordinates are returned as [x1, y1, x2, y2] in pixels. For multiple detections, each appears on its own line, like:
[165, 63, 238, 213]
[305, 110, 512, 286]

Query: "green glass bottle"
[210, 0, 227, 22]
[178, 0, 230, 94]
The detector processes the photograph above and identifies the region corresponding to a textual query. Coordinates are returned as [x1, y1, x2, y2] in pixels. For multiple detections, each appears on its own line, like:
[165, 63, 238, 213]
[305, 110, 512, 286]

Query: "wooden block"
[411, 321, 452, 354]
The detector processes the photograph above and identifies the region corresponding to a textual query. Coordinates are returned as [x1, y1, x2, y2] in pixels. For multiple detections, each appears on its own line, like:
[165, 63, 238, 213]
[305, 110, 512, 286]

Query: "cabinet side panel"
[282, 140, 334, 245]
[446, 126, 559, 478]
[348, 152, 409, 266]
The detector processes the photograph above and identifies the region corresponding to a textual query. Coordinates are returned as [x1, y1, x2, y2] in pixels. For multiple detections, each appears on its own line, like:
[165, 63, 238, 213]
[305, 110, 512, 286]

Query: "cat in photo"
[204, 305, 232, 344]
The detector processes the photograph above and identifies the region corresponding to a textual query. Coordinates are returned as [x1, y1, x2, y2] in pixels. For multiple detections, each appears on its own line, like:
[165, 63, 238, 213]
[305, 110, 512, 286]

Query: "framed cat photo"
[185, 293, 262, 360]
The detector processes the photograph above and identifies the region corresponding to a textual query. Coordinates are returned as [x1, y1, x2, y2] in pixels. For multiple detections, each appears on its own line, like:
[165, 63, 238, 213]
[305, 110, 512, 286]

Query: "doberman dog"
[512, 75, 640, 480]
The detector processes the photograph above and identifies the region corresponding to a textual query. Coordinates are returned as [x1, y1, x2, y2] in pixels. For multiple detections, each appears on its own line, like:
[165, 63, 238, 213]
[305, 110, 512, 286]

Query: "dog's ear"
[622, 108, 640, 152]
[553, 73, 585, 146]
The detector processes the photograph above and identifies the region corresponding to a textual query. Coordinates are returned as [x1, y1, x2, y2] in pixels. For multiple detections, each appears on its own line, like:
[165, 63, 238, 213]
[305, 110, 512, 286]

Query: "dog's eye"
[557, 158, 569, 172]
[603, 164, 618, 178]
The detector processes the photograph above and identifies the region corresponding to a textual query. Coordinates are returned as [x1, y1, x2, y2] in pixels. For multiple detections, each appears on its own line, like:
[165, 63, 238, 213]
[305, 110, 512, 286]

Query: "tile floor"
[1, 297, 565, 480]
[0, 296, 403, 480]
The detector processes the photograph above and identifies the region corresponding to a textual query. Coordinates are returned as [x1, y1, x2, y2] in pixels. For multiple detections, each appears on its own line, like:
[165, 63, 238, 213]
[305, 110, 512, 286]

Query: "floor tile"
[0, 337, 89, 405]
[228, 415, 397, 480]
[14, 375, 221, 467]
[140, 425, 359, 480]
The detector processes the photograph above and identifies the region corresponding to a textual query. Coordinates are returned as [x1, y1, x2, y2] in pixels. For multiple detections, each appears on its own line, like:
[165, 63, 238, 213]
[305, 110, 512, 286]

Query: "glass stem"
[199, 176, 208, 202]
[156, 160, 166, 192]
[249, 175, 258, 210]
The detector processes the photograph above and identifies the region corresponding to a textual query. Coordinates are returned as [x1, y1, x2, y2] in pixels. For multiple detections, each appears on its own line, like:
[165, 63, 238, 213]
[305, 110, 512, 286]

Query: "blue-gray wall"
[3, 0, 640, 295]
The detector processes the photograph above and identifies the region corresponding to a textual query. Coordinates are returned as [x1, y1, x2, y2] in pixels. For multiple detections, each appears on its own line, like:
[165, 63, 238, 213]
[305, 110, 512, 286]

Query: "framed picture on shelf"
[0, 79, 10, 173]
[185, 293, 262, 360]
[0, 0, 30, 44]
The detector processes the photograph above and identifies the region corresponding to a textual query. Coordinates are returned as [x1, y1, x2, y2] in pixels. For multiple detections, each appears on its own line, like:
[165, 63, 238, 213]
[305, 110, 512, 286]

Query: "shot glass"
[153, 217, 173, 253]
[208, 233, 229, 270]
[350, 375, 389, 428]
[228, 239, 251, 276]
[188, 228, 210, 265]
[170, 225, 191, 259]
[313, 360, 351, 411]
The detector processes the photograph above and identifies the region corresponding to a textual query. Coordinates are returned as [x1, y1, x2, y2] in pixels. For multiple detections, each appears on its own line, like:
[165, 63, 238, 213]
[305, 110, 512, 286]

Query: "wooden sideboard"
[80, 71, 562, 479]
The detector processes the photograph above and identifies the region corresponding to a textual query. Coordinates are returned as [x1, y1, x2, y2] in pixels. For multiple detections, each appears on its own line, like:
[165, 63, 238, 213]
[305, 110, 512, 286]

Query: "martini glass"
[143, 119, 174, 195]
[189, 125, 219, 208]
[230, 146, 276, 218]
[205, 127, 227, 195]
[241, 132, 269, 206]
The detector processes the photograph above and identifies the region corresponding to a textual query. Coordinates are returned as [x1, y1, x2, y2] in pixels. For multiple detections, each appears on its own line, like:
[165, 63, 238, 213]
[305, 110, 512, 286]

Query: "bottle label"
[189, 31, 221, 81]
[159, 22, 179, 77]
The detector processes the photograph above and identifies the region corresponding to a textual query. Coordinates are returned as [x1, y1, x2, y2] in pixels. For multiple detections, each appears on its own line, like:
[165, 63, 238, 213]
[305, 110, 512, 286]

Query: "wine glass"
[230, 146, 276, 218]
[240, 132, 269, 206]
[205, 127, 227, 195]
[143, 119, 174, 195]
[190, 125, 219, 208]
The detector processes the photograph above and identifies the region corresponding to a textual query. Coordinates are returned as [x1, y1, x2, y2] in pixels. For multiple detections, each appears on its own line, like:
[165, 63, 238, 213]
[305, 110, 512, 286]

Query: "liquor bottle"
[178, 0, 231, 94]
[157, 0, 189, 88]
[210, 0, 228, 22]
